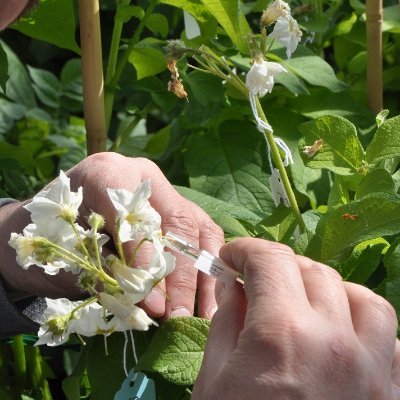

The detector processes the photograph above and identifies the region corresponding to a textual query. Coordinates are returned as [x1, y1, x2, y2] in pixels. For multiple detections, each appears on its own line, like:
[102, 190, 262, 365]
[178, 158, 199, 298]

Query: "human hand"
[1, 152, 224, 319]
[192, 238, 400, 400]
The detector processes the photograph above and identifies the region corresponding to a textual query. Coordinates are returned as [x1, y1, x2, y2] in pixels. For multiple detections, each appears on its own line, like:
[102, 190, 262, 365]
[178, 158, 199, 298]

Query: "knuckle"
[368, 294, 398, 325]
[85, 151, 123, 166]
[162, 209, 200, 240]
[323, 332, 360, 373]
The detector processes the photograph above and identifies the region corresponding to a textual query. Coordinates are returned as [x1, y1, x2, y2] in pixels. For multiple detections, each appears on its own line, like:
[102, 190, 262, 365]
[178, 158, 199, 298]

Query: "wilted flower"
[269, 15, 302, 59]
[246, 59, 288, 96]
[261, 0, 291, 27]
[303, 139, 324, 158]
[107, 180, 161, 242]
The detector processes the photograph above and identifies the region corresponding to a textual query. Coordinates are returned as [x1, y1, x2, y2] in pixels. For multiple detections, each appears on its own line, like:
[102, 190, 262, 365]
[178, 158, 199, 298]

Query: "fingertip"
[143, 287, 166, 317]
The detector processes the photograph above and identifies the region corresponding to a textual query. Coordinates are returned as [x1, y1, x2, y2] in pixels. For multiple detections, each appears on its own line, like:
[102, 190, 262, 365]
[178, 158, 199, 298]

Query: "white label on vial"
[194, 251, 239, 287]
[269, 168, 291, 208]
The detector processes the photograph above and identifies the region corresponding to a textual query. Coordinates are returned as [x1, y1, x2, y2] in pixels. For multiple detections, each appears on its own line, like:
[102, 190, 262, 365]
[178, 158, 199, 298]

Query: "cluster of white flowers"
[9, 172, 175, 347]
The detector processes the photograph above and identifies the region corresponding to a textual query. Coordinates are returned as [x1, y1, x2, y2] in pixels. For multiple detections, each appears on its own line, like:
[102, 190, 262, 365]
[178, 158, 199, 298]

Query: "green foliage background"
[1, 0, 400, 399]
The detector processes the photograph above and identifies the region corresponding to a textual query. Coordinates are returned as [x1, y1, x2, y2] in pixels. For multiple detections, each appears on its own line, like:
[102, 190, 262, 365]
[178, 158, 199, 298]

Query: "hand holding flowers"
[2, 153, 224, 344]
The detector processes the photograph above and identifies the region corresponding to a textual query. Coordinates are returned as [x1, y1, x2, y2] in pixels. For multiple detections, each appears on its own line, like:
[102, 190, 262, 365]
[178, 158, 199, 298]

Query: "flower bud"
[88, 212, 105, 230]
[164, 39, 188, 60]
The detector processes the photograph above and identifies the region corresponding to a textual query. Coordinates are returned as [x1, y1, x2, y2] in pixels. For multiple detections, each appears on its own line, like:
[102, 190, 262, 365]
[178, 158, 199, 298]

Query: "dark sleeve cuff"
[0, 278, 45, 339]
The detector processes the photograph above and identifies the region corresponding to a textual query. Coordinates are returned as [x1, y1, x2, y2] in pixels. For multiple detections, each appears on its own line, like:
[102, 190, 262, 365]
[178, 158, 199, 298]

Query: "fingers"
[219, 238, 309, 323]
[344, 282, 398, 364]
[296, 255, 352, 324]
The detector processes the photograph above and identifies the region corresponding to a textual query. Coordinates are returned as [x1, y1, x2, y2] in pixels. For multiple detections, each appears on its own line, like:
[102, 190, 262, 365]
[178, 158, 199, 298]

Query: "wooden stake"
[79, 0, 107, 155]
[366, 0, 383, 114]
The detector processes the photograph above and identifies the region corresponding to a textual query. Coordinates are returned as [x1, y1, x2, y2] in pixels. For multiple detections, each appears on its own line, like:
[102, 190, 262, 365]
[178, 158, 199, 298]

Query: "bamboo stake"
[79, 0, 107, 155]
[366, 0, 383, 114]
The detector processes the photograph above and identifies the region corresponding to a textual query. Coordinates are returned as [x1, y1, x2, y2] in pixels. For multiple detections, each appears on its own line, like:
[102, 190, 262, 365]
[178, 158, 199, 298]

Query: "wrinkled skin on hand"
[193, 238, 400, 400]
[0, 153, 224, 320]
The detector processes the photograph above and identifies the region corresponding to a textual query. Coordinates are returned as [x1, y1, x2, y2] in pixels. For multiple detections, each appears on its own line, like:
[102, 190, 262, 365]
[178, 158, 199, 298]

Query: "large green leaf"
[365, 115, 400, 165]
[128, 39, 166, 80]
[1, 41, 36, 108]
[384, 239, 400, 319]
[299, 115, 365, 175]
[136, 317, 209, 385]
[200, 0, 250, 52]
[176, 186, 262, 235]
[315, 193, 400, 263]
[278, 45, 347, 93]
[355, 169, 396, 199]
[184, 120, 275, 215]
[12, 0, 80, 54]
[28, 67, 61, 109]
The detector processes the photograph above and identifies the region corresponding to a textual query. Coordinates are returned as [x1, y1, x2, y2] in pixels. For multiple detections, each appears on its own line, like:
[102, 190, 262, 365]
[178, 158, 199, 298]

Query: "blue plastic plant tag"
[114, 369, 156, 400]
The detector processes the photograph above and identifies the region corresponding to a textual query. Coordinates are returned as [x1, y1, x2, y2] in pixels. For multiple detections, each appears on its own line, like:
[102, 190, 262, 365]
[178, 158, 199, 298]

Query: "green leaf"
[255, 204, 297, 243]
[136, 317, 210, 385]
[0, 42, 9, 93]
[87, 332, 148, 400]
[184, 120, 275, 215]
[128, 46, 166, 80]
[384, 239, 400, 318]
[365, 115, 400, 165]
[115, 5, 145, 23]
[28, 67, 61, 108]
[146, 13, 169, 38]
[200, 0, 250, 52]
[315, 194, 400, 263]
[299, 115, 365, 175]
[175, 186, 262, 227]
[355, 169, 396, 199]
[62, 347, 88, 400]
[185, 71, 224, 106]
[12, 0, 80, 54]
[341, 238, 389, 283]
[0, 142, 34, 170]
[1, 41, 36, 108]
[278, 45, 347, 93]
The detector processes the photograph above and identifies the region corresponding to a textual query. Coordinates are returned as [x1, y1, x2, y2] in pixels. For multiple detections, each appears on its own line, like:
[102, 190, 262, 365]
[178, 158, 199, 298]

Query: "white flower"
[107, 180, 161, 243]
[8, 232, 41, 270]
[110, 256, 154, 296]
[269, 15, 302, 59]
[246, 59, 287, 96]
[261, 0, 291, 26]
[24, 171, 83, 239]
[99, 293, 156, 331]
[73, 303, 113, 337]
[35, 298, 81, 346]
[146, 240, 176, 282]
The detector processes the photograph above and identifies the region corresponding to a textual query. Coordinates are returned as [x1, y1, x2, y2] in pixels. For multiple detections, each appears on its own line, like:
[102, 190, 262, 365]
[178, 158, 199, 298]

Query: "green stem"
[105, 0, 131, 130]
[12, 335, 26, 398]
[115, 218, 127, 265]
[255, 97, 306, 232]
[109, 103, 152, 152]
[92, 224, 104, 272]
[26, 346, 52, 400]
[69, 221, 91, 261]
[71, 296, 98, 318]
[105, 0, 158, 128]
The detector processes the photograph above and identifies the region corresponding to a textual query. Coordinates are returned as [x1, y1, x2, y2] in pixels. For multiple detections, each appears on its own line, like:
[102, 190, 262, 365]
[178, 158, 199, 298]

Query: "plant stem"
[12, 335, 26, 398]
[26, 346, 52, 400]
[105, 0, 131, 130]
[105, 0, 158, 128]
[115, 217, 127, 265]
[255, 97, 306, 232]
[366, 0, 383, 114]
[127, 237, 150, 267]
[79, 0, 107, 154]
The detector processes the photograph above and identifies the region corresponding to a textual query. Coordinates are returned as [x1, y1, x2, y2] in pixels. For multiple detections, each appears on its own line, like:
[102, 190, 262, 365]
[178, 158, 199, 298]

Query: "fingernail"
[208, 305, 218, 319]
[170, 307, 192, 318]
[144, 289, 166, 316]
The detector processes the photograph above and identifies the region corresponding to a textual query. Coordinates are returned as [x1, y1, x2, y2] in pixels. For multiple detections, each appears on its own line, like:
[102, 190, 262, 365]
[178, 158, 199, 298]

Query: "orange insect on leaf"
[342, 213, 358, 221]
